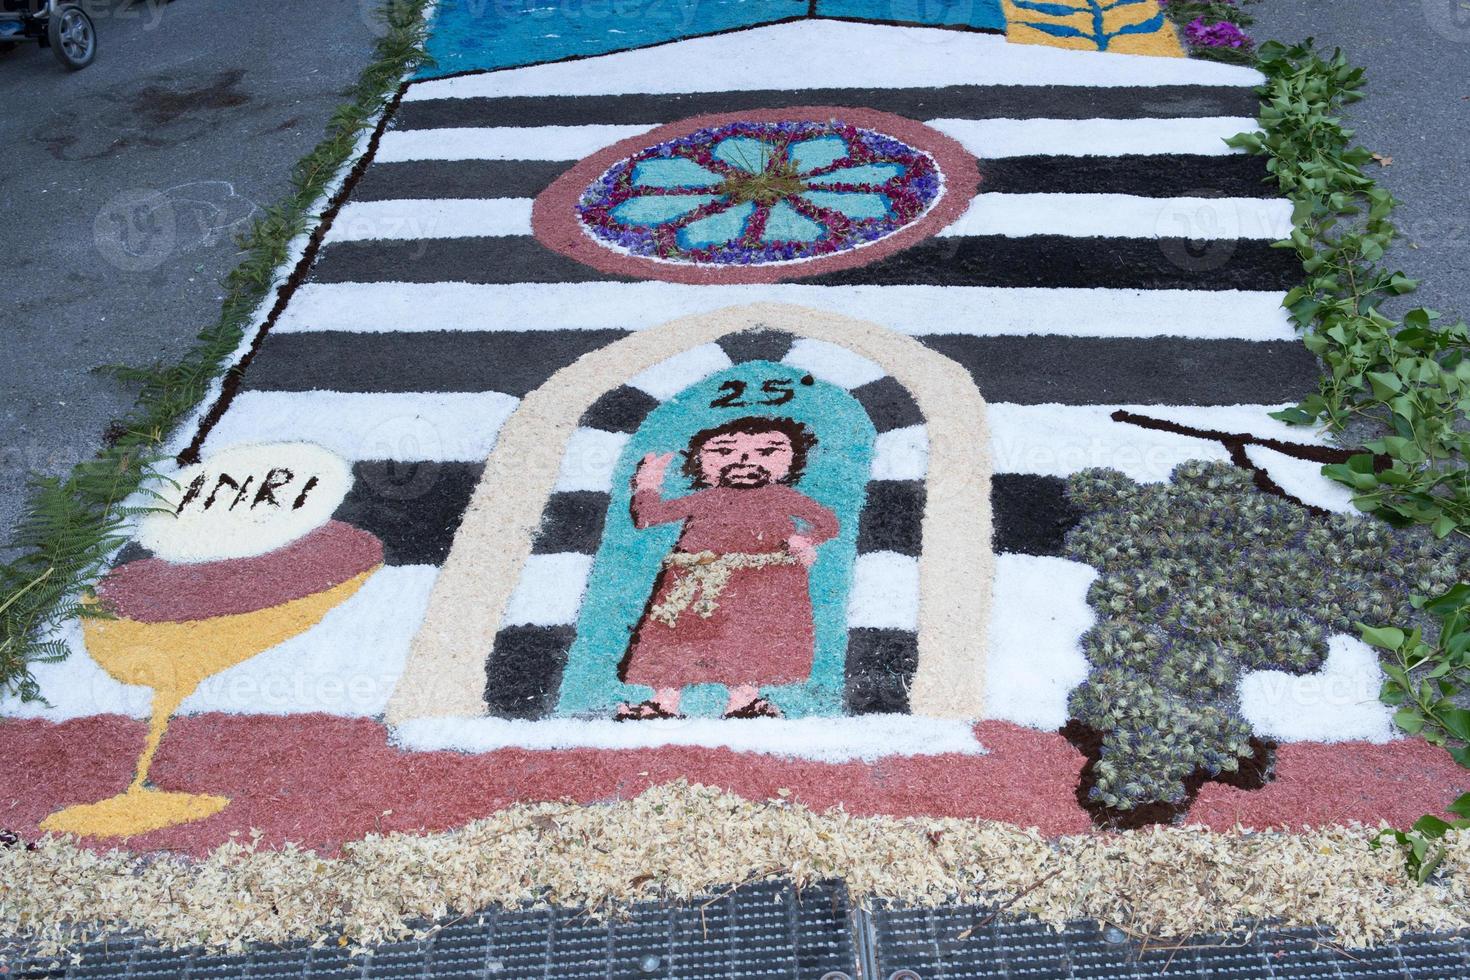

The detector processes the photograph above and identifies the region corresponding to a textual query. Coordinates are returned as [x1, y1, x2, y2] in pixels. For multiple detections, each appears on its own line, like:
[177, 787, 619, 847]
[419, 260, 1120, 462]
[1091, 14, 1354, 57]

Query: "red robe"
[619, 483, 840, 689]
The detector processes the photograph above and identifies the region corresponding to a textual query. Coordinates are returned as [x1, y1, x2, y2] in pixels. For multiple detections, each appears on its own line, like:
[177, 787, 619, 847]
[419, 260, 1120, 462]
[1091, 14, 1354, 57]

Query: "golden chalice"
[40, 520, 381, 838]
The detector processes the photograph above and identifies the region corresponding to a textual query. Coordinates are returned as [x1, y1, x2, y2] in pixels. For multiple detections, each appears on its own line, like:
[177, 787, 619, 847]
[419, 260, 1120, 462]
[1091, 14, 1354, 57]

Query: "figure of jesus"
[615, 416, 840, 721]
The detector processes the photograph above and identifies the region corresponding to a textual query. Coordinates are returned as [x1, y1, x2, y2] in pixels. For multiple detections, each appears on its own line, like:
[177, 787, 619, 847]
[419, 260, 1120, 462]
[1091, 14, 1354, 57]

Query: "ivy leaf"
[1439, 707, 1470, 743]
[1360, 624, 1406, 650]
[1269, 406, 1317, 425]
[1393, 708, 1426, 735]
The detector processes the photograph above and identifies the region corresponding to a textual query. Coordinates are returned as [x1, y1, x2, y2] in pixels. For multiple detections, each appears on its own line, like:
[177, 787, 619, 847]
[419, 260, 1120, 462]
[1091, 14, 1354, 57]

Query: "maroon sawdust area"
[3, 715, 1468, 855]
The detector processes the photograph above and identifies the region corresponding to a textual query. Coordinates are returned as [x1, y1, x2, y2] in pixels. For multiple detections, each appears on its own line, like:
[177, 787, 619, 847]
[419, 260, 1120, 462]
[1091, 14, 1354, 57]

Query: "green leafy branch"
[1233, 39, 1470, 880]
[1371, 793, 1470, 884]
[0, 0, 432, 704]
[1360, 584, 1470, 879]
[1227, 41, 1470, 541]
[1362, 585, 1470, 766]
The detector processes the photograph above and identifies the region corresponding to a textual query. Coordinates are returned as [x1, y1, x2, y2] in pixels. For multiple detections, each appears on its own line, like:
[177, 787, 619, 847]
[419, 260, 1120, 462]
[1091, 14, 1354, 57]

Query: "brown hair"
[681, 416, 817, 488]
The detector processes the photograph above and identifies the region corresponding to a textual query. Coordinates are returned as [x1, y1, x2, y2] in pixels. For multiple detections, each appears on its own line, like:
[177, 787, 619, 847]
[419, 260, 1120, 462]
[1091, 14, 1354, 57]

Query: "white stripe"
[373, 117, 1255, 163]
[375, 124, 653, 163]
[783, 338, 885, 390]
[502, 554, 594, 626]
[274, 283, 1294, 342]
[931, 117, 1255, 158]
[988, 403, 1332, 482]
[945, 193, 1293, 240]
[871, 426, 929, 481]
[986, 555, 1094, 730]
[404, 21, 1260, 100]
[627, 343, 732, 400]
[202, 393, 1326, 480]
[555, 428, 630, 492]
[201, 390, 521, 462]
[1244, 445, 1358, 514]
[327, 198, 534, 242]
[391, 714, 985, 762]
[847, 552, 920, 631]
[323, 193, 1288, 243]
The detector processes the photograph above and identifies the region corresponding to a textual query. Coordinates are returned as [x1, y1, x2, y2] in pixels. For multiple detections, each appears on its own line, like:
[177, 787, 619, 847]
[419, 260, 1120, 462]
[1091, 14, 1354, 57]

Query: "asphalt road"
[1248, 0, 1470, 319]
[0, 0, 380, 548]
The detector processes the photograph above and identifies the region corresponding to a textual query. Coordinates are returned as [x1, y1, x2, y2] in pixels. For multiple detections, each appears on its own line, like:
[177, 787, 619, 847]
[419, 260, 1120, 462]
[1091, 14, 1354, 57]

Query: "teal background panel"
[418, 0, 1006, 78]
[421, 0, 805, 77]
[555, 360, 877, 719]
[820, 0, 1005, 31]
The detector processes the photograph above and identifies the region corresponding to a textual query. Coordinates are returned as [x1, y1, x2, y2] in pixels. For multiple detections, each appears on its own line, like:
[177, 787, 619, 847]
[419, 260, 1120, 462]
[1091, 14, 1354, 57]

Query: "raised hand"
[634, 451, 676, 492]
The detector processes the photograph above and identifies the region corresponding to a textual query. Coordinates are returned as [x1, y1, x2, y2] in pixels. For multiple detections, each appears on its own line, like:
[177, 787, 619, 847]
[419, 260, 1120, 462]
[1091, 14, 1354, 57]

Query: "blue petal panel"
[803, 163, 907, 187]
[788, 136, 849, 174]
[799, 191, 892, 220]
[610, 194, 722, 226]
[677, 201, 756, 247]
[712, 138, 779, 173]
[631, 158, 725, 189]
[761, 201, 824, 243]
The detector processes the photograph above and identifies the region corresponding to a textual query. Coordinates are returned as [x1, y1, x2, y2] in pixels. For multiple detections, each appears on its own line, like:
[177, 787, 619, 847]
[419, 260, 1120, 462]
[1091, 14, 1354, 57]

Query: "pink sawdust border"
[6, 715, 1469, 855]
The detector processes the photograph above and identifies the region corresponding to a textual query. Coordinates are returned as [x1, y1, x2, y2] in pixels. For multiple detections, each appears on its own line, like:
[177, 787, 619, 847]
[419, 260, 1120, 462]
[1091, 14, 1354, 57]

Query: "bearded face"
[695, 430, 795, 489]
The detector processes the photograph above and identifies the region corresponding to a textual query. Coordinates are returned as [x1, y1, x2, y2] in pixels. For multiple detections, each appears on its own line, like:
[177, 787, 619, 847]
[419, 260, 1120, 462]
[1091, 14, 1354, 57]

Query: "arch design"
[524, 350, 882, 720]
[386, 304, 992, 726]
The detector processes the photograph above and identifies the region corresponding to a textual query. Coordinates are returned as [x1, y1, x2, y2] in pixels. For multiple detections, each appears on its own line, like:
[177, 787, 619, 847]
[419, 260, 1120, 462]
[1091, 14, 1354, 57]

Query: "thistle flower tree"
[1064, 461, 1469, 817]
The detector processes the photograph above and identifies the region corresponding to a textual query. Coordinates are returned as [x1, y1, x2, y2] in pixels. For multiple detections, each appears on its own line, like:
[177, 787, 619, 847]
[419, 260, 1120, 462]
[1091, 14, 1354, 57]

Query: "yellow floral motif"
[1003, 0, 1185, 57]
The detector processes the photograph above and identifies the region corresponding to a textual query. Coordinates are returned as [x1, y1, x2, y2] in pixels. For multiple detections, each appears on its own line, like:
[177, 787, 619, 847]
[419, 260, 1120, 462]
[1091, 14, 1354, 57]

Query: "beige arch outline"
[386, 303, 993, 725]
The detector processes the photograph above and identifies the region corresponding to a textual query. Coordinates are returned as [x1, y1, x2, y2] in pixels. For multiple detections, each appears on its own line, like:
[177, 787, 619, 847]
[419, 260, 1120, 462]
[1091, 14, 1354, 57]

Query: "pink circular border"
[532, 107, 981, 286]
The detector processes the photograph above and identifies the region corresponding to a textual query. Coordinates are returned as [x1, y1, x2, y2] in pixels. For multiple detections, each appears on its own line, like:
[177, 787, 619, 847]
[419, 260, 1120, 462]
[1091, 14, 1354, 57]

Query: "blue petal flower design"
[577, 119, 942, 266]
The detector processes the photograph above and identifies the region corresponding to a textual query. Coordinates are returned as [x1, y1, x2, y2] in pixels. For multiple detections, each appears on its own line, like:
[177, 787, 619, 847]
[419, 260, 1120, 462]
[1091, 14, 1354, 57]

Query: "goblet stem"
[128, 690, 187, 793]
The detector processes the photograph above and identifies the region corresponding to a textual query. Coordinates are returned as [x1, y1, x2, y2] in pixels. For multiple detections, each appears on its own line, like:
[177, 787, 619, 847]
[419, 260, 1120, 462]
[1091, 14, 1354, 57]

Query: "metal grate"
[6, 883, 1470, 979]
[3, 880, 855, 980]
[869, 907, 1470, 979]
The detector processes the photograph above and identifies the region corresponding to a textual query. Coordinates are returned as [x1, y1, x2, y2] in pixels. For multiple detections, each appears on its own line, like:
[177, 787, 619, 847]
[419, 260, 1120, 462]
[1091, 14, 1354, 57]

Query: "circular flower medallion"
[532, 107, 980, 284]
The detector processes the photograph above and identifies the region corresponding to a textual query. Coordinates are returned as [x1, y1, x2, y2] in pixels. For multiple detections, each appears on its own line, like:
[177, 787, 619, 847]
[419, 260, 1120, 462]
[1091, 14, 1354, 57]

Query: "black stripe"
[579, 386, 662, 433]
[918, 334, 1318, 405]
[347, 154, 1276, 204]
[979, 154, 1276, 198]
[850, 376, 923, 434]
[340, 463, 1085, 567]
[716, 328, 796, 365]
[533, 491, 609, 555]
[310, 236, 631, 286]
[796, 236, 1299, 290]
[485, 625, 573, 719]
[857, 480, 924, 556]
[391, 85, 1260, 130]
[991, 474, 1083, 557]
[239, 329, 1316, 404]
[240, 330, 630, 397]
[310, 235, 1297, 290]
[352, 159, 571, 202]
[333, 461, 481, 566]
[845, 628, 918, 715]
